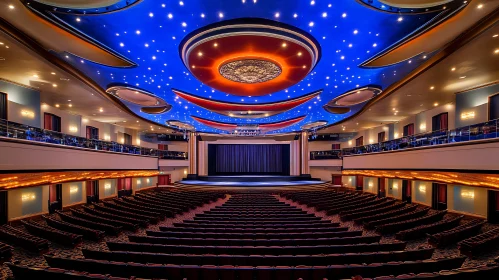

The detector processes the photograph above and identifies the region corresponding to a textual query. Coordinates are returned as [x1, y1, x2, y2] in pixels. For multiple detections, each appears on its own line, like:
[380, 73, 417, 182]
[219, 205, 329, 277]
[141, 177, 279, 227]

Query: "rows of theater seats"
[283, 190, 499, 279]
[3, 190, 223, 276]
[4, 189, 499, 279]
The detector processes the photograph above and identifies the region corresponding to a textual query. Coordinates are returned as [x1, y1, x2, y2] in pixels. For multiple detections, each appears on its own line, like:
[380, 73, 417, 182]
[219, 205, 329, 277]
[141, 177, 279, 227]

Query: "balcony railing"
[0, 119, 188, 160]
[310, 150, 342, 160]
[342, 119, 498, 156]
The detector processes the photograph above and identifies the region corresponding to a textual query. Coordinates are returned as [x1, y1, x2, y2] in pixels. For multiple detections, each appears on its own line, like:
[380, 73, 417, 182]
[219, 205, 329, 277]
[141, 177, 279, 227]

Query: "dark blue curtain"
[208, 144, 290, 175]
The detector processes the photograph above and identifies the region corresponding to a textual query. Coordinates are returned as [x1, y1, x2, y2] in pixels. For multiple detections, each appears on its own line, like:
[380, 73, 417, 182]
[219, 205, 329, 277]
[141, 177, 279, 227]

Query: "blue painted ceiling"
[28, 0, 461, 134]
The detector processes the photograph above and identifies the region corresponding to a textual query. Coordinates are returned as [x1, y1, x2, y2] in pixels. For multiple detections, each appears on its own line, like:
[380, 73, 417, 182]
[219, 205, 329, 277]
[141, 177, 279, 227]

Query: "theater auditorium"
[0, 0, 499, 279]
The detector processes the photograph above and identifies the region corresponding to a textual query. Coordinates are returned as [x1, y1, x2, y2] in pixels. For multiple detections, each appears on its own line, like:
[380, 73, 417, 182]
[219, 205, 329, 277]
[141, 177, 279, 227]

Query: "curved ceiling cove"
[192, 115, 306, 134]
[166, 120, 195, 131]
[106, 85, 171, 115]
[21, 0, 463, 134]
[301, 121, 328, 131]
[180, 18, 321, 96]
[330, 86, 382, 106]
[357, 0, 460, 14]
[173, 89, 321, 119]
[30, 0, 141, 14]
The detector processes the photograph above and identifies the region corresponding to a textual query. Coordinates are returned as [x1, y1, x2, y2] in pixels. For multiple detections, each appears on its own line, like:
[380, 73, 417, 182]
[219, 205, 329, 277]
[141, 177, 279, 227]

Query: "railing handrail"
[341, 118, 498, 156]
[0, 118, 188, 159]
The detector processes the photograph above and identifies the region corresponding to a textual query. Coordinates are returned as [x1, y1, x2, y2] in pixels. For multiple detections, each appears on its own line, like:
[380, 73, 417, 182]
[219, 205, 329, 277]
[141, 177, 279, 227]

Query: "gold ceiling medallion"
[219, 59, 282, 84]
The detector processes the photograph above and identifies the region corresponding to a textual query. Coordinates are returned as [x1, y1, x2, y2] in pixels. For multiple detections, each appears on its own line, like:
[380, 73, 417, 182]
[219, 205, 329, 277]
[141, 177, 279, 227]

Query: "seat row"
[395, 215, 463, 241]
[428, 219, 486, 247]
[0, 241, 13, 259]
[160, 225, 349, 233]
[375, 210, 447, 234]
[42, 254, 467, 280]
[21, 220, 82, 247]
[81, 247, 435, 267]
[146, 229, 362, 239]
[458, 227, 499, 257]
[106, 241, 407, 255]
[0, 225, 49, 253]
[43, 215, 105, 241]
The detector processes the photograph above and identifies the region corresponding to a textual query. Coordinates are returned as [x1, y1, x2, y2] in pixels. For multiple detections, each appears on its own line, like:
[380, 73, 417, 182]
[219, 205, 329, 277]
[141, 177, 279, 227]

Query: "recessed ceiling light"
[451, 67, 456, 71]
[68, 104, 72, 107]
[55, 104, 60, 108]
[68, 100, 71, 102]
[430, 86, 435, 90]
[297, 52, 302, 56]
[302, 65, 306, 69]
[99, 108, 104, 112]
[213, 43, 218, 47]
[477, 4, 483, 9]
[495, 49, 499, 54]
[493, 34, 498, 38]
[51, 72, 56, 75]
[0, 42, 3, 45]
[282, 43, 287, 47]
[52, 84, 57, 87]
[198, 51, 203, 57]
[434, 102, 439, 106]
[8, 5, 14, 9]
[33, 74, 38, 78]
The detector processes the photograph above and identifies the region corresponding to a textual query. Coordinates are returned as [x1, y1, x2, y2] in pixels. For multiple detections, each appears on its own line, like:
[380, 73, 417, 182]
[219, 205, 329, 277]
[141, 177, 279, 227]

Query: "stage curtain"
[215, 144, 283, 174]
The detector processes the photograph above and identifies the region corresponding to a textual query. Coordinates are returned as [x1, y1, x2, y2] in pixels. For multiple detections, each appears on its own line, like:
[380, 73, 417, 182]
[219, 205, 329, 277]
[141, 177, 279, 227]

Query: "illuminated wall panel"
[412, 181, 432, 206]
[100, 179, 117, 198]
[449, 185, 487, 217]
[363, 177, 378, 194]
[7, 185, 49, 220]
[62, 181, 85, 207]
[387, 178, 402, 199]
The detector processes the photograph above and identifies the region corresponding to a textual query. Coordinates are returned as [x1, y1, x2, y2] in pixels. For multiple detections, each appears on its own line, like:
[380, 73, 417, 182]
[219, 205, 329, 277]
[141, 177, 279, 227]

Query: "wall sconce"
[104, 183, 111, 190]
[348, 140, 352, 145]
[348, 178, 352, 182]
[461, 111, 475, 120]
[137, 179, 141, 185]
[21, 110, 35, 118]
[69, 186, 78, 194]
[419, 124, 426, 130]
[393, 183, 399, 190]
[136, 139, 141, 145]
[21, 193, 36, 202]
[120, 138, 124, 144]
[69, 126, 78, 132]
[369, 139, 374, 144]
[368, 182, 373, 188]
[394, 133, 399, 138]
[461, 190, 475, 199]
[184, 170, 188, 175]
[104, 135, 111, 141]
[419, 185, 426, 193]
[82, 118, 88, 123]
[146, 178, 150, 183]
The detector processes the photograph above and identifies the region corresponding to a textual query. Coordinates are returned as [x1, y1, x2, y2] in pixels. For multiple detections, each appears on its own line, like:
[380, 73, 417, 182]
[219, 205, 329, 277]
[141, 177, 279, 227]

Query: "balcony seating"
[0, 225, 49, 253]
[364, 208, 430, 230]
[428, 219, 486, 248]
[0, 241, 13, 259]
[395, 215, 463, 241]
[91, 203, 159, 224]
[42, 254, 466, 280]
[127, 234, 382, 246]
[354, 204, 417, 224]
[21, 220, 82, 247]
[57, 211, 122, 236]
[43, 215, 105, 241]
[458, 227, 499, 257]
[375, 210, 447, 234]
[81, 206, 149, 227]
[106, 241, 407, 255]
[112, 198, 173, 218]
[82, 247, 434, 267]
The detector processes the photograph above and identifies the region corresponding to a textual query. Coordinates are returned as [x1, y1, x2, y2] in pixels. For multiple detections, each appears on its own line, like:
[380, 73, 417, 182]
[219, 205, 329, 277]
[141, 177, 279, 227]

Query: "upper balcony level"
[0, 119, 187, 171]
[310, 119, 499, 172]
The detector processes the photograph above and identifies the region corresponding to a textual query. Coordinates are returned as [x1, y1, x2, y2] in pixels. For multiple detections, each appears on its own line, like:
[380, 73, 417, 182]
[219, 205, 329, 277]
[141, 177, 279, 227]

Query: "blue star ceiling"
[26, 0, 465, 134]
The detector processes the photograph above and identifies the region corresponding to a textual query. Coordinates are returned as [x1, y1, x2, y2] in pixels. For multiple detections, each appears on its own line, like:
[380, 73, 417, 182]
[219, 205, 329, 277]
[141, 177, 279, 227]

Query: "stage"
[179, 175, 325, 187]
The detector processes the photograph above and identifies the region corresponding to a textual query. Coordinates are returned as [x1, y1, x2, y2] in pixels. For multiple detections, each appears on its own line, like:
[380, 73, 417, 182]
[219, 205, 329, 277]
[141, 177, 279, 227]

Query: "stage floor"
[179, 180, 325, 187]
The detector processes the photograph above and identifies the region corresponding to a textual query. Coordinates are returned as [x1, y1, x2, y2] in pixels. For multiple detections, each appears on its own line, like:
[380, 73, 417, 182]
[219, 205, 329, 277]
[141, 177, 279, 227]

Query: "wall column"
[187, 132, 198, 177]
[290, 140, 301, 176]
[300, 131, 310, 175]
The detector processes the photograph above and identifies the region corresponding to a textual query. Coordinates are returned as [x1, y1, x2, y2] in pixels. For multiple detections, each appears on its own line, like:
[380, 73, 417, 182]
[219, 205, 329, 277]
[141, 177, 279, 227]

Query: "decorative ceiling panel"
[17, 0, 471, 134]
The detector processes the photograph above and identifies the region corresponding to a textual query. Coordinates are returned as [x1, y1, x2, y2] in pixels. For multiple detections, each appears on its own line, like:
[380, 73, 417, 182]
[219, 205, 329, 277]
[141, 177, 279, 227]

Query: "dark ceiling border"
[318, 5, 499, 132]
[0, 17, 178, 133]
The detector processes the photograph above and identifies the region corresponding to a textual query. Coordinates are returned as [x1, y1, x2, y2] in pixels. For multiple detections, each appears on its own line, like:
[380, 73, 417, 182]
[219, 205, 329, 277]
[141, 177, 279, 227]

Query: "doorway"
[402, 180, 412, 203]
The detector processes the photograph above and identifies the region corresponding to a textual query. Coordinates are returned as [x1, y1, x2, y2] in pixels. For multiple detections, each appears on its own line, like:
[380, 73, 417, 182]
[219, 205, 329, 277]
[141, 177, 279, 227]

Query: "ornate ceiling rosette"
[173, 88, 321, 119]
[192, 115, 306, 134]
[180, 18, 321, 96]
[106, 85, 171, 115]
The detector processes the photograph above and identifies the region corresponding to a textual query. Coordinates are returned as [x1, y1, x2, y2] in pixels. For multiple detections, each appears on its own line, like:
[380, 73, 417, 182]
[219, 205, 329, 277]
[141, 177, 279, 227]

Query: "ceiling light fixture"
[55, 104, 60, 108]
[430, 86, 435, 90]
[282, 42, 287, 47]
[8, 5, 14, 9]
[68, 104, 72, 107]
[477, 4, 483, 9]
[493, 34, 498, 38]
[297, 52, 302, 56]
[434, 102, 439, 106]
[99, 108, 104, 112]
[451, 67, 456, 71]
